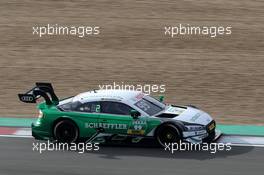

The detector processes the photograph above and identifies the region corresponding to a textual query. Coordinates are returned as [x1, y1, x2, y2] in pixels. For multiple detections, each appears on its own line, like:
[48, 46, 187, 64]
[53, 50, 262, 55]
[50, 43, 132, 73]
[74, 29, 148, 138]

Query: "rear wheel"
[53, 120, 79, 143]
[155, 124, 181, 147]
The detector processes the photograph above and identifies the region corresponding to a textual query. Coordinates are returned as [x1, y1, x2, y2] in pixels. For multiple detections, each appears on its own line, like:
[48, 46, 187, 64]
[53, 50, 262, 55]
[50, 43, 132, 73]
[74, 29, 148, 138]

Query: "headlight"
[185, 125, 204, 131]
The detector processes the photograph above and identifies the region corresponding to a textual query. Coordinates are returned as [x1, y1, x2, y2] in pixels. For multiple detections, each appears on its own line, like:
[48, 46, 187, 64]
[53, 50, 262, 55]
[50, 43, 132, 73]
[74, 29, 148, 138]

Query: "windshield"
[134, 95, 165, 116]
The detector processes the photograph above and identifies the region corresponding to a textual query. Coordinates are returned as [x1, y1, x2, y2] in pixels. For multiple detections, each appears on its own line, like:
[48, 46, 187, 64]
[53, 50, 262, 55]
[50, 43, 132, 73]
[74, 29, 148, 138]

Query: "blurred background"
[0, 0, 263, 124]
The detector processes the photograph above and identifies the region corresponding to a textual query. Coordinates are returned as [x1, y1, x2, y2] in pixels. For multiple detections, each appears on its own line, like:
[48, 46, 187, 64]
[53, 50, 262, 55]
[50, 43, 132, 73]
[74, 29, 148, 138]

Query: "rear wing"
[18, 82, 59, 105]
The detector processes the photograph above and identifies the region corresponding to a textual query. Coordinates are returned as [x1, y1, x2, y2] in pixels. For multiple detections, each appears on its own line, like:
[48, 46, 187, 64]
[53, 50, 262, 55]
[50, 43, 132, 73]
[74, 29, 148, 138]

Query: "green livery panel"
[33, 102, 161, 140]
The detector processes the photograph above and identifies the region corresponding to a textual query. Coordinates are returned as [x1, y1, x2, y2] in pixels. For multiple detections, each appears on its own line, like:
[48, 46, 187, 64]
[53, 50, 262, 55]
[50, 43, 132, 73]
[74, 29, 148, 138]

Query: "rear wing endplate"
[18, 82, 59, 105]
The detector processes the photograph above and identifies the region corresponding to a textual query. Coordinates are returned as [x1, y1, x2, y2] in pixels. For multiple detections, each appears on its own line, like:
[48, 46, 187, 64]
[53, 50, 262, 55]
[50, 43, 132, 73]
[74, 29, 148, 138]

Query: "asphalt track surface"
[0, 137, 263, 175]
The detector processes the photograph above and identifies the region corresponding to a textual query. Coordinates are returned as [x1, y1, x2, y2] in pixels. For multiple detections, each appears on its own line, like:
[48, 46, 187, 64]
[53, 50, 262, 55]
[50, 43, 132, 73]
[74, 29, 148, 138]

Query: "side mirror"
[130, 109, 140, 119]
[159, 95, 164, 102]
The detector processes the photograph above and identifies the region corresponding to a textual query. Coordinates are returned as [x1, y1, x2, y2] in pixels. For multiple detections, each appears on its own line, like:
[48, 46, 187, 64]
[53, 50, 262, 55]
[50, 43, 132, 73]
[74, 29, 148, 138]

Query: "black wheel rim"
[55, 122, 77, 143]
[158, 127, 178, 145]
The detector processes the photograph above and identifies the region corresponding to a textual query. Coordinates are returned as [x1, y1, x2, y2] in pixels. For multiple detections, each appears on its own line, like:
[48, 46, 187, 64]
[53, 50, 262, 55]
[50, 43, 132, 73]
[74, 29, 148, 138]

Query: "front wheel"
[155, 124, 181, 147]
[53, 120, 79, 143]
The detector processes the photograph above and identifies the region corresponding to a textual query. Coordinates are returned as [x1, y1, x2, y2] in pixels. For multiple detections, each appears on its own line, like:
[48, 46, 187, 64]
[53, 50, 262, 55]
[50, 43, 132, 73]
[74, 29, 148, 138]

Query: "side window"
[101, 101, 133, 115]
[73, 101, 99, 113]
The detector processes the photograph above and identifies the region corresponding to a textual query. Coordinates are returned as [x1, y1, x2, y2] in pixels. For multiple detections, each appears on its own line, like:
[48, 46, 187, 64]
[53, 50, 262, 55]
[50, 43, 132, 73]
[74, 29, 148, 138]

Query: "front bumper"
[183, 120, 222, 143]
[183, 129, 222, 143]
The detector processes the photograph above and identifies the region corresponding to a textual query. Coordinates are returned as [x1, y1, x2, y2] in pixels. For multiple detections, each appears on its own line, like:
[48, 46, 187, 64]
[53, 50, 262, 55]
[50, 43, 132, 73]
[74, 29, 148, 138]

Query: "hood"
[160, 105, 213, 125]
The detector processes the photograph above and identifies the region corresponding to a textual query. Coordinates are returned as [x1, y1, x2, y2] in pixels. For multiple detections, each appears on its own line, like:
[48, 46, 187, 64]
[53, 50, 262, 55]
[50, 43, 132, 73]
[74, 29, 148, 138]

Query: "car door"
[98, 101, 148, 136]
[70, 101, 101, 137]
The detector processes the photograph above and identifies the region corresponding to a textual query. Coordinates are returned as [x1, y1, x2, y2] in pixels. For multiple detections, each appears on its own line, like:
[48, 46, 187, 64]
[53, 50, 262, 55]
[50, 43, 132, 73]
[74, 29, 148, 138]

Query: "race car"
[18, 82, 221, 147]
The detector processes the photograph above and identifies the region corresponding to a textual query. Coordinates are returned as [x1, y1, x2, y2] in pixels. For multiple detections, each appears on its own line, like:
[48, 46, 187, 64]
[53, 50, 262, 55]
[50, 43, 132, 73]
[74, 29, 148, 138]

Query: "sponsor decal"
[19, 94, 35, 103]
[127, 129, 145, 135]
[167, 106, 185, 114]
[135, 93, 144, 100]
[85, 123, 127, 130]
[21, 96, 34, 102]
[95, 105, 100, 113]
[128, 119, 146, 135]
[190, 113, 201, 122]
[132, 120, 146, 125]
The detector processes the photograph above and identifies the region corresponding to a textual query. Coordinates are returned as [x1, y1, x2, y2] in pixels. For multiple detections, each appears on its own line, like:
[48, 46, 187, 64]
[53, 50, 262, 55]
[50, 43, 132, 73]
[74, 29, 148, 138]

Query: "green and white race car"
[18, 83, 221, 147]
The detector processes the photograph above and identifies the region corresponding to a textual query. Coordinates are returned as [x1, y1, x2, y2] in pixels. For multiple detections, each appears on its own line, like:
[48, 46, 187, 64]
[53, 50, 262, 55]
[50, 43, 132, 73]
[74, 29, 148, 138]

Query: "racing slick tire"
[53, 119, 79, 143]
[155, 124, 182, 147]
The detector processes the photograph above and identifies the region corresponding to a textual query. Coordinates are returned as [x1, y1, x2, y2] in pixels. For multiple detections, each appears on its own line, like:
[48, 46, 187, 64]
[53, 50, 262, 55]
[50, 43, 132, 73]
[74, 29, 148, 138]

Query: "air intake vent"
[156, 113, 178, 118]
[171, 105, 187, 109]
